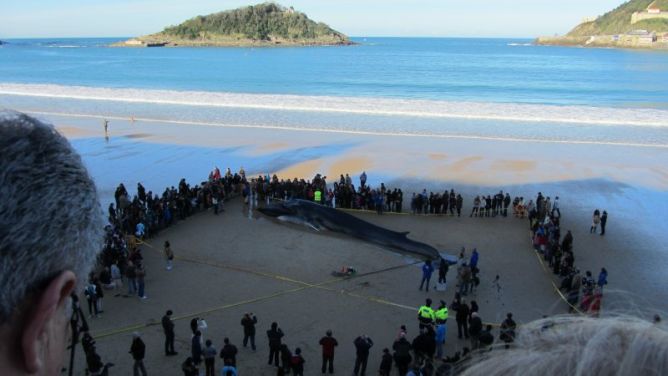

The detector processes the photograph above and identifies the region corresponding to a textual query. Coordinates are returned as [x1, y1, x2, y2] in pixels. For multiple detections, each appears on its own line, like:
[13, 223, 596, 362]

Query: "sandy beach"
[21, 110, 664, 375]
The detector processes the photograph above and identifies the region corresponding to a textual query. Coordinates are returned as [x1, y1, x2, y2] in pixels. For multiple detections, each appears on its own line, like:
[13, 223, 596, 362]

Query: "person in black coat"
[267, 322, 284, 366]
[353, 335, 374, 376]
[162, 310, 177, 356]
[478, 325, 495, 349]
[191, 330, 203, 366]
[379, 348, 392, 376]
[130, 332, 147, 376]
[438, 257, 449, 286]
[455, 299, 470, 339]
[469, 312, 483, 350]
[220, 337, 238, 366]
[241, 312, 258, 350]
[392, 334, 412, 375]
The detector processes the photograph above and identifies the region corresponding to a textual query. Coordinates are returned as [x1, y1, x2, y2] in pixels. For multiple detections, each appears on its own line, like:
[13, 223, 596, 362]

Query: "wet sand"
[26, 112, 668, 374]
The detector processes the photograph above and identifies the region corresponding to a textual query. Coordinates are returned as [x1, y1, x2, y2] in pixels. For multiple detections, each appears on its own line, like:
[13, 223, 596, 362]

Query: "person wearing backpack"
[290, 347, 305, 376]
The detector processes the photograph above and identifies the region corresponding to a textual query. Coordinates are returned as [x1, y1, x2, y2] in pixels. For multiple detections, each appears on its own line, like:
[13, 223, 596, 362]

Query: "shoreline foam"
[2, 83, 668, 127]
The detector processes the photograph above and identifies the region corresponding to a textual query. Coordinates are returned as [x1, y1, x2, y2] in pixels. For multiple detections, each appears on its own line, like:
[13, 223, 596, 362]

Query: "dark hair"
[166, 310, 173, 315]
[224, 337, 229, 344]
[206, 339, 212, 346]
[326, 330, 332, 336]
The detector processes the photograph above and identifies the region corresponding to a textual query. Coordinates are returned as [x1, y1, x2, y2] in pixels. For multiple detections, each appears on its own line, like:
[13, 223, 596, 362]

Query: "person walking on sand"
[130, 332, 148, 376]
[600, 211, 608, 236]
[319, 329, 338, 374]
[164, 240, 174, 270]
[419, 259, 434, 291]
[590, 209, 601, 233]
[103, 118, 109, 134]
[241, 312, 258, 350]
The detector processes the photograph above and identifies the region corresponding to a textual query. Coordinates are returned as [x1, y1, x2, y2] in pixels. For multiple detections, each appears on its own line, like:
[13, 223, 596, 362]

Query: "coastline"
[110, 34, 355, 48]
[535, 35, 668, 50]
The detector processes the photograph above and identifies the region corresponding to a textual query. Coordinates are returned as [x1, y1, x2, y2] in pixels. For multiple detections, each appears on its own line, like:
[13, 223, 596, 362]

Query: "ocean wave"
[507, 43, 532, 47]
[1, 83, 667, 127]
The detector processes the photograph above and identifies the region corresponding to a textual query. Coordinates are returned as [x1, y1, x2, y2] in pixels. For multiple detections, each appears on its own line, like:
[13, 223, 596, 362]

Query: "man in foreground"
[0, 112, 105, 375]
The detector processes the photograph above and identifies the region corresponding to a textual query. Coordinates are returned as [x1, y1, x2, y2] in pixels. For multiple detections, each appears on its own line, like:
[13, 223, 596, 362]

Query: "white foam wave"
[1, 83, 667, 127]
[507, 43, 532, 47]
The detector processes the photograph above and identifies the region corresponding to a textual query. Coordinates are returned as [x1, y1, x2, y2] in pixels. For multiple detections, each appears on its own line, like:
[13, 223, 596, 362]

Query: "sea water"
[0, 37, 667, 107]
[1, 37, 668, 150]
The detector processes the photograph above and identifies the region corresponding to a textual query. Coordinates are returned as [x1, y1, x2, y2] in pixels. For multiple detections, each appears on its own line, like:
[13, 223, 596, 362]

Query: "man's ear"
[21, 271, 76, 373]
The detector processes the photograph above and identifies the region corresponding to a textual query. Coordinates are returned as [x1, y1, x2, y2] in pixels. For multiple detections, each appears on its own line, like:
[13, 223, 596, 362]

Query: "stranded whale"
[258, 199, 453, 261]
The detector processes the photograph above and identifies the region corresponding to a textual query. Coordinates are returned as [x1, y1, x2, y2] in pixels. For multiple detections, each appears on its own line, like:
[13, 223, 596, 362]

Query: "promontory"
[113, 2, 353, 47]
[536, 0, 668, 49]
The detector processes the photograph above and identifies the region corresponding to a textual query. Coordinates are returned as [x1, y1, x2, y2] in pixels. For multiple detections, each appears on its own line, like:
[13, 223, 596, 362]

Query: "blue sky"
[1, 0, 627, 38]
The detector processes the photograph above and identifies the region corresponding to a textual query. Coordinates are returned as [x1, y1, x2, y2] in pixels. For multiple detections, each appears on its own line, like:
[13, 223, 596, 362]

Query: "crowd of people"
[78, 164, 623, 376]
[2, 114, 666, 376]
[526, 192, 609, 315]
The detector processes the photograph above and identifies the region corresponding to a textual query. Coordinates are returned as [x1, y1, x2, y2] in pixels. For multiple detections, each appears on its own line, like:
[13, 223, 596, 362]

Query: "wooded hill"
[567, 0, 668, 36]
[119, 2, 352, 47]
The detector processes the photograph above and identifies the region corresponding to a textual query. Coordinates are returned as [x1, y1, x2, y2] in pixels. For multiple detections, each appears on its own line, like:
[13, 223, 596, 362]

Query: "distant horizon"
[0, 0, 625, 39]
[2, 35, 540, 41]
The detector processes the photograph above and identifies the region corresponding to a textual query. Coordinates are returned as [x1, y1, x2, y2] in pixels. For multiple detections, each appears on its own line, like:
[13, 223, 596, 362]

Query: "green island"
[112, 2, 353, 47]
[536, 0, 668, 49]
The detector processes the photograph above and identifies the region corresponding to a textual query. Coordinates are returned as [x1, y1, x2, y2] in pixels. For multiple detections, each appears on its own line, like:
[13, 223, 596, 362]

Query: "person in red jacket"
[319, 329, 339, 374]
